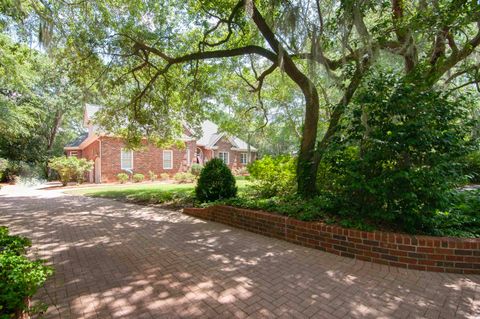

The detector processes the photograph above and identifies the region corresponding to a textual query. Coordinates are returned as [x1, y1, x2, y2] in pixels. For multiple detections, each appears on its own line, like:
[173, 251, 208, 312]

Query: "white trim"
[240, 153, 248, 164]
[77, 134, 99, 150]
[163, 150, 173, 169]
[206, 133, 225, 148]
[69, 151, 78, 157]
[94, 157, 101, 184]
[218, 151, 229, 165]
[186, 148, 191, 166]
[120, 148, 133, 170]
[231, 147, 258, 152]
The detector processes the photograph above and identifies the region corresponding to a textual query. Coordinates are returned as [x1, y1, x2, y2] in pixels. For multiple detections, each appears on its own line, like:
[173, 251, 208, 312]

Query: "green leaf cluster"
[195, 158, 237, 202]
[321, 71, 478, 232]
[49, 156, 93, 186]
[0, 226, 53, 319]
[247, 155, 296, 198]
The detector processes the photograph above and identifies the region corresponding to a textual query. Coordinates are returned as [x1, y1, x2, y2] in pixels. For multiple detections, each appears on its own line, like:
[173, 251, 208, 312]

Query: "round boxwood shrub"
[195, 158, 237, 202]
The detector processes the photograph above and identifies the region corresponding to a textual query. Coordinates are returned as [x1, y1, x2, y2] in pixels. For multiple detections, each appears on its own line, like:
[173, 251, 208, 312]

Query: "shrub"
[323, 72, 477, 232]
[49, 156, 93, 186]
[247, 155, 296, 198]
[189, 163, 203, 178]
[117, 173, 129, 183]
[195, 158, 237, 202]
[133, 173, 145, 183]
[0, 226, 53, 318]
[148, 170, 157, 181]
[1, 161, 46, 184]
[160, 173, 170, 180]
[75, 159, 94, 184]
[233, 167, 248, 176]
[0, 158, 7, 181]
[429, 190, 480, 238]
[174, 172, 195, 183]
[461, 151, 480, 183]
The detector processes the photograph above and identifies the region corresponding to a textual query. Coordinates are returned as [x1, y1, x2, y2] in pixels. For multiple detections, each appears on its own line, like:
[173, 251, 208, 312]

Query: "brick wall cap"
[195, 205, 480, 242]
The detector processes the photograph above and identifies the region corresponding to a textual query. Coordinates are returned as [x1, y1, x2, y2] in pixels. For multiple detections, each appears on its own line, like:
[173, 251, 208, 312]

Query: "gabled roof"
[65, 132, 88, 148]
[196, 120, 219, 146]
[84, 104, 101, 125]
[79, 105, 257, 152]
[196, 120, 257, 151]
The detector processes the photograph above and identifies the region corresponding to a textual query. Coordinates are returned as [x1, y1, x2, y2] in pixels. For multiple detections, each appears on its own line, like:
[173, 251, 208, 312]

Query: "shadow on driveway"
[0, 188, 478, 318]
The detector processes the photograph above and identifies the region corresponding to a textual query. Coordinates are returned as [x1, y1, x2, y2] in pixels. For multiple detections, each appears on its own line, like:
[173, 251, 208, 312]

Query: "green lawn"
[66, 179, 250, 207]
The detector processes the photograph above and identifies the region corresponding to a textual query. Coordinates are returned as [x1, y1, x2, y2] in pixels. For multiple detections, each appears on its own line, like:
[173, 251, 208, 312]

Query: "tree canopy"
[2, 0, 480, 195]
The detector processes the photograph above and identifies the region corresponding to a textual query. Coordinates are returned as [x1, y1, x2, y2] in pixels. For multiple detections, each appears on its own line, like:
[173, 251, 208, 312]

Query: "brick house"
[64, 104, 257, 183]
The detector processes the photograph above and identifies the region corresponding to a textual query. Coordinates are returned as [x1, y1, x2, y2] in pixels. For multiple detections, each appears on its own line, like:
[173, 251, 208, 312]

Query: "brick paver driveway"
[0, 186, 479, 319]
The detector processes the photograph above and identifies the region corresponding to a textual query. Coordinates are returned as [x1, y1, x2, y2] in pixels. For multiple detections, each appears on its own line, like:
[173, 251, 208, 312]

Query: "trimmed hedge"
[195, 158, 237, 202]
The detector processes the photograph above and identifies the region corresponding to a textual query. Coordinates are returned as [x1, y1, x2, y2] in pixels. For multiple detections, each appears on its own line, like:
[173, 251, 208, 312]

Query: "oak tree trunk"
[296, 87, 320, 198]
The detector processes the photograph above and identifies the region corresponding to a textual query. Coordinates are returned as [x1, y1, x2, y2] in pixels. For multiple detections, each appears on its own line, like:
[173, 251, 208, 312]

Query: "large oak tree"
[9, 0, 480, 196]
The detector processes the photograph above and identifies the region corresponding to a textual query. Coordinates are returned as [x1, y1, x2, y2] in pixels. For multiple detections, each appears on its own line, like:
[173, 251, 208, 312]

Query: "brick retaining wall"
[183, 205, 480, 274]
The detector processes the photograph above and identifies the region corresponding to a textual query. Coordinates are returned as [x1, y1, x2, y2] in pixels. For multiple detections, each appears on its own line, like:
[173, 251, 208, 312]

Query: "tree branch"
[391, 0, 417, 72]
[428, 24, 480, 84]
[200, 0, 244, 48]
[251, 63, 277, 92]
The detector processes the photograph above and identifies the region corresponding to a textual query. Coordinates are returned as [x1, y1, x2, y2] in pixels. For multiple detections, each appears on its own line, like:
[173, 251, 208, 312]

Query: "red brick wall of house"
[82, 141, 100, 161]
[66, 150, 82, 158]
[199, 147, 213, 163]
[211, 137, 255, 169]
[99, 137, 196, 183]
[82, 141, 100, 183]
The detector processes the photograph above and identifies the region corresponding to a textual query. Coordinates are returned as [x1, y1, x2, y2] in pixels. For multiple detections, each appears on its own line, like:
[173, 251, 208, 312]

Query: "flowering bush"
[49, 156, 93, 186]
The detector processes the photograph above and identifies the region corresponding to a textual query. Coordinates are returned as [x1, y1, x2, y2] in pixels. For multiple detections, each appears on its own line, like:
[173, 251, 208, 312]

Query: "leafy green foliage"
[0, 227, 30, 255]
[0, 160, 46, 185]
[159, 173, 170, 181]
[322, 73, 477, 232]
[49, 156, 93, 186]
[430, 190, 480, 238]
[148, 170, 157, 181]
[247, 155, 296, 198]
[0, 227, 53, 318]
[461, 151, 480, 183]
[196, 158, 237, 202]
[116, 173, 129, 184]
[0, 158, 7, 181]
[174, 172, 195, 184]
[189, 163, 203, 178]
[132, 173, 145, 183]
[0, 34, 83, 177]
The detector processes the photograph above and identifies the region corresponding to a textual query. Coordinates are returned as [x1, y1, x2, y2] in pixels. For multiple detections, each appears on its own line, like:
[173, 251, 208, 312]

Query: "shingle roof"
[82, 106, 257, 151]
[65, 132, 88, 147]
[196, 120, 219, 146]
[195, 120, 257, 151]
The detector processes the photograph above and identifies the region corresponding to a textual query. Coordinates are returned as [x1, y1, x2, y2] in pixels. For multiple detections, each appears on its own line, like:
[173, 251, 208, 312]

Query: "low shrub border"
[183, 205, 480, 274]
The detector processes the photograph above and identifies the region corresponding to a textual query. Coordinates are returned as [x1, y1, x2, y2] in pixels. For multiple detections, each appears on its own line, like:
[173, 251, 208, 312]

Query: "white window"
[187, 149, 191, 165]
[163, 150, 173, 169]
[218, 151, 229, 165]
[121, 149, 133, 170]
[240, 153, 248, 164]
[70, 151, 78, 157]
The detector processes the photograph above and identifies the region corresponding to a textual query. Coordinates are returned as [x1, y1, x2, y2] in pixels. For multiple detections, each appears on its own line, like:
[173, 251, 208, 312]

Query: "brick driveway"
[0, 187, 479, 318]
